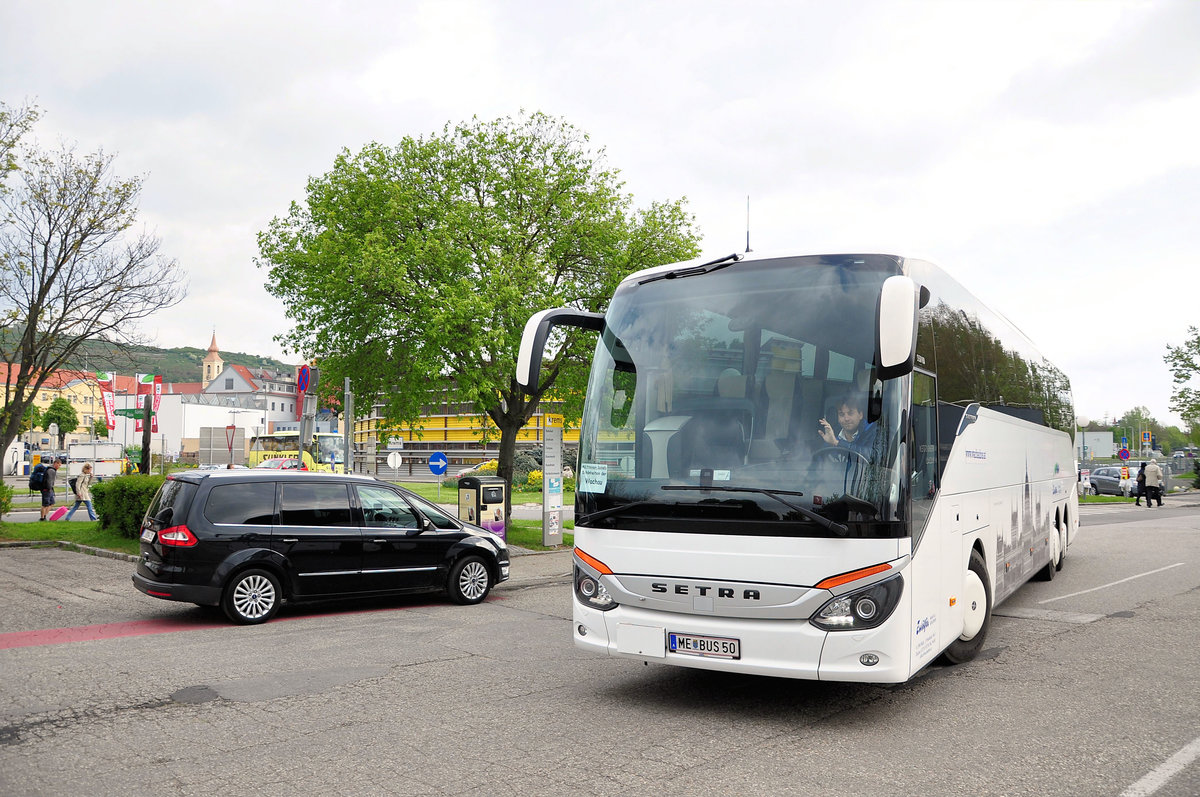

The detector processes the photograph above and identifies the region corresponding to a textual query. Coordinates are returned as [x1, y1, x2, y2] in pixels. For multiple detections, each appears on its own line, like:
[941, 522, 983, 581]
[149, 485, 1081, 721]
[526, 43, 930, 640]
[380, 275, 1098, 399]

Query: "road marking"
[1038, 562, 1186, 605]
[0, 617, 224, 650]
[1120, 734, 1200, 797]
[0, 596, 502, 650]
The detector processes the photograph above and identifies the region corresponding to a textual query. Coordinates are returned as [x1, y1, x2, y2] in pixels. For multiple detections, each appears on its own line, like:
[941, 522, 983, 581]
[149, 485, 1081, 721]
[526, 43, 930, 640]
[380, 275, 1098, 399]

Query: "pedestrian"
[65, 462, 98, 521]
[1144, 458, 1164, 507]
[38, 458, 63, 521]
[1135, 462, 1146, 506]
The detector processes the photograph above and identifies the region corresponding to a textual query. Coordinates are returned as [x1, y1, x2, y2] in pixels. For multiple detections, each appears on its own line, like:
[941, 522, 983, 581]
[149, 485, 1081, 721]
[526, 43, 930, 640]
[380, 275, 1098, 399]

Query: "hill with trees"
[63, 339, 295, 385]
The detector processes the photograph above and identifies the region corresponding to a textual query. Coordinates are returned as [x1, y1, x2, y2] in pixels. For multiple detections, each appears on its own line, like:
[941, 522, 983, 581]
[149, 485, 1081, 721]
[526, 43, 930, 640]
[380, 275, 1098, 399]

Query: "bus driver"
[817, 392, 876, 456]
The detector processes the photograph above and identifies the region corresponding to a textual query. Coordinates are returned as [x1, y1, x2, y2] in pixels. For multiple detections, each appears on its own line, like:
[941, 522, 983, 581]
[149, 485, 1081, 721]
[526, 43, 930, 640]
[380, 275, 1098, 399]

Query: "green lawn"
[0, 520, 140, 556]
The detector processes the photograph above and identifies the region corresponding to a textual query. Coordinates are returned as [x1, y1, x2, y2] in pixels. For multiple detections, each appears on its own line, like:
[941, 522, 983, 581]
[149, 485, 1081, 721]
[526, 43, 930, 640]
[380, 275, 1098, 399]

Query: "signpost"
[429, 451, 447, 500]
[386, 450, 403, 481]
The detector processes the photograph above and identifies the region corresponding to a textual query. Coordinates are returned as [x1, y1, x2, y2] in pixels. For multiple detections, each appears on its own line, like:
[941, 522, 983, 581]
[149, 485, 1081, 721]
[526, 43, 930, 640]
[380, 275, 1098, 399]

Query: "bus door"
[908, 370, 946, 670]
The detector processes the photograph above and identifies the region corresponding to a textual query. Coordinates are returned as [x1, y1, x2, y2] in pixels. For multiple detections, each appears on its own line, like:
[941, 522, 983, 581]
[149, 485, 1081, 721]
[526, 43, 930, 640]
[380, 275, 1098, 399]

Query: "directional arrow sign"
[114, 408, 151, 419]
[428, 451, 448, 476]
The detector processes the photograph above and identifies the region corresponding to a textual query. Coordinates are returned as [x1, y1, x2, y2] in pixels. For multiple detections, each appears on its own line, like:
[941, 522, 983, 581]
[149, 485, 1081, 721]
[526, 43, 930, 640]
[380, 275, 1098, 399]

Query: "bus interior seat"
[670, 371, 752, 474]
[750, 371, 799, 460]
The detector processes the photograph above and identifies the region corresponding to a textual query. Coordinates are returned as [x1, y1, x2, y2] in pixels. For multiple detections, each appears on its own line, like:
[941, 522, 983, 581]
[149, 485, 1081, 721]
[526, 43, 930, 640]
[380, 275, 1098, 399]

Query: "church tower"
[202, 332, 224, 388]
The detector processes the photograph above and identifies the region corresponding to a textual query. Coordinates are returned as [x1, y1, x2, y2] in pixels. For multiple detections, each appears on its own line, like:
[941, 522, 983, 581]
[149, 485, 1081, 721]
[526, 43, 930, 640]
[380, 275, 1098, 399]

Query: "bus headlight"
[810, 574, 903, 631]
[574, 566, 617, 611]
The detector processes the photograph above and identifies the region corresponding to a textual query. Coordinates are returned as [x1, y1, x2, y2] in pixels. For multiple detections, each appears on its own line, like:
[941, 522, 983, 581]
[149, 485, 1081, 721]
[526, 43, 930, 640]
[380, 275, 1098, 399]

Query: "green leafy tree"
[1165, 326, 1200, 433]
[91, 417, 108, 438]
[41, 396, 78, 449]
[258, 112, 701, 498]
[0, 100, 186, 458]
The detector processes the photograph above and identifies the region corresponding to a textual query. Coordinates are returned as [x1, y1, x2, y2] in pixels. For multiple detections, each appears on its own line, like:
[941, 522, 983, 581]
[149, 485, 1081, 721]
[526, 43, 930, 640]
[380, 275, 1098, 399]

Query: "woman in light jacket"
[65, 462, 98, 521]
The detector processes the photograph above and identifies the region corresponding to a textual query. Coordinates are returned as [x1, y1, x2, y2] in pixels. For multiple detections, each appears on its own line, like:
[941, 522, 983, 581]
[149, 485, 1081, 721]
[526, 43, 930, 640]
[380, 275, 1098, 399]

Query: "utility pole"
[343, 377, 353, 475]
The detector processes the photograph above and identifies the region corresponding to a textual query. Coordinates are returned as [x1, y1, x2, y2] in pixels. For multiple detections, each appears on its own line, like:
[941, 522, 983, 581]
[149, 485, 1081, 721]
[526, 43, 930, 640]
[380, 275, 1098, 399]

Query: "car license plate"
[140, 527, 156, 543]
[668, 632, 740, 659]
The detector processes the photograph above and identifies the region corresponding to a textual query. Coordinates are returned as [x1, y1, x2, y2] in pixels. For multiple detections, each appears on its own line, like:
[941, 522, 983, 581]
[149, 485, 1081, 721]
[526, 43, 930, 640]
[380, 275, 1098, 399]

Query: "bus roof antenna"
[745, 196, 752, 254]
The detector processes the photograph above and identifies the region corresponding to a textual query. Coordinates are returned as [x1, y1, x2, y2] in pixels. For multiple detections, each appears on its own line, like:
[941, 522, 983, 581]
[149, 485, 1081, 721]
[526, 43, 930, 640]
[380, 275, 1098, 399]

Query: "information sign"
[543, 424, 564, 546]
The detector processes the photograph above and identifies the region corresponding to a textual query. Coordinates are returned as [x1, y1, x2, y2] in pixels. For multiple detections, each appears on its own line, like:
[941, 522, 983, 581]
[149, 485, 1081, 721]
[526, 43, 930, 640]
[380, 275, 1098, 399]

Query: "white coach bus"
[517, 252, 1078, 684]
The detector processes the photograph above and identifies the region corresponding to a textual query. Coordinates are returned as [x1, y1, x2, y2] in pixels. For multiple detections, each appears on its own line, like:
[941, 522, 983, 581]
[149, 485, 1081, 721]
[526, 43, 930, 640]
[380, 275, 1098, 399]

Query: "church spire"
[201, 330, 225, 389]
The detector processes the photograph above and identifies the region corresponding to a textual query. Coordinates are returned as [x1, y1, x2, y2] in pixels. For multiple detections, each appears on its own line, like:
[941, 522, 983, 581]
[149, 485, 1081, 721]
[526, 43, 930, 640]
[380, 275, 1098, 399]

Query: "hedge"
[92, 474, 166, 539]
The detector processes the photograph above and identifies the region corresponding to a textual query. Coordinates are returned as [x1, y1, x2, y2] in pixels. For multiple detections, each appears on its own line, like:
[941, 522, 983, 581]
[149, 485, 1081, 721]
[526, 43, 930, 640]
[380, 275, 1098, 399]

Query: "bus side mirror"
[516, 308, 605, 393]
[875, 275, 921, 380]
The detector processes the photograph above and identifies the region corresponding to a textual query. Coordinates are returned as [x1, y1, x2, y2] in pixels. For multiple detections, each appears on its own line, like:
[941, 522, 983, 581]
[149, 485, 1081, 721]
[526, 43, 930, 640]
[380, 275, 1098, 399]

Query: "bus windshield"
[577, 254, 907, 539]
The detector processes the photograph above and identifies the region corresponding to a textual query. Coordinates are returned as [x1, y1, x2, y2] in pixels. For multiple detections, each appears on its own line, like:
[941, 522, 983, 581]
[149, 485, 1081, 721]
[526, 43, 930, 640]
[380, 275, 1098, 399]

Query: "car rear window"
[145, 478, 198, 525]
[205, 482, 276, 525]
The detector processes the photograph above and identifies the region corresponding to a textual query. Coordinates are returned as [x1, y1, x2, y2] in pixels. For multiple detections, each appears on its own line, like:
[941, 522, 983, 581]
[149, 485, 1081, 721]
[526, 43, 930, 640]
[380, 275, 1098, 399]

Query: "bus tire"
[941, 549, 991, 665]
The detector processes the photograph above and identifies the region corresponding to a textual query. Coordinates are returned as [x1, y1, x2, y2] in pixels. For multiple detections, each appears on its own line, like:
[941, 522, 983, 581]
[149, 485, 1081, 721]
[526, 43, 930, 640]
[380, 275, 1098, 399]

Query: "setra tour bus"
[517, 252, 1078, 683]
[248, 431, 346, 472]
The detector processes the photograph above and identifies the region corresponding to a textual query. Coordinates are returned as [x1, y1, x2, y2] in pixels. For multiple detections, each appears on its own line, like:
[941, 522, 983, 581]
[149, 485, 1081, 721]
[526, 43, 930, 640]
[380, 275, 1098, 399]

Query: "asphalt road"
[1, 501, 1199, 796]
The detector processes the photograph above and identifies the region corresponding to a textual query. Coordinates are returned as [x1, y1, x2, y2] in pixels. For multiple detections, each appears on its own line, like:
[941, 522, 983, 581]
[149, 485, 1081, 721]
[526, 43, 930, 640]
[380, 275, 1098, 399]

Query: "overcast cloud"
[2, 0, 1197, 427]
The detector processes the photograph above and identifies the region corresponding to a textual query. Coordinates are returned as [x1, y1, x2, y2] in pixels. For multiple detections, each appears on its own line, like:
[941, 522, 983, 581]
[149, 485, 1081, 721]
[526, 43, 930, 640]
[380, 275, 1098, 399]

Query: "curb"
[0, 539, 139, 563]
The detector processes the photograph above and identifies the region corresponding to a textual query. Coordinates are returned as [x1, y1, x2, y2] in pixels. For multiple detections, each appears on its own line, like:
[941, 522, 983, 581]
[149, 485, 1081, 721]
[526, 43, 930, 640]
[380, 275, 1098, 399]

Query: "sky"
[2, 0, 1198, 428]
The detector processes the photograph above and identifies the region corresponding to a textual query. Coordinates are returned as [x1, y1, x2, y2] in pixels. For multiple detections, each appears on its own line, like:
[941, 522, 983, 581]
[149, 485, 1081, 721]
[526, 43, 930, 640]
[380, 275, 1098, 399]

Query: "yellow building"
[353, 393, 579, 473]
[6, 368, 107, 449]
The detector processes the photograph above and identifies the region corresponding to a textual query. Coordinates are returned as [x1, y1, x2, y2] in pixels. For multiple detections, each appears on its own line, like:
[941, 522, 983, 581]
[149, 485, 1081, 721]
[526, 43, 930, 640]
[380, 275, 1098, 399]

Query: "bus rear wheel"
[941, 549, 991, 665]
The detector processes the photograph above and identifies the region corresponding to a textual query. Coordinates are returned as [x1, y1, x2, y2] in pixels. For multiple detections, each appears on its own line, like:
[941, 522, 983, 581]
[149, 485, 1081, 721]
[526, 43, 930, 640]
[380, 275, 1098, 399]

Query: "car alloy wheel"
[449, 556, 492, 604]
[223, 568, 281, 624]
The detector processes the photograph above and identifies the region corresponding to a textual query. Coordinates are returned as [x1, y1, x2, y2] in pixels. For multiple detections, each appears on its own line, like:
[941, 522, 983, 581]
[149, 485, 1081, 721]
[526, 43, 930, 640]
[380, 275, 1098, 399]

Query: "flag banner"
[135, 374, 155, 432]
[152, 374, 163, 433]
[96, 372, 117, 430]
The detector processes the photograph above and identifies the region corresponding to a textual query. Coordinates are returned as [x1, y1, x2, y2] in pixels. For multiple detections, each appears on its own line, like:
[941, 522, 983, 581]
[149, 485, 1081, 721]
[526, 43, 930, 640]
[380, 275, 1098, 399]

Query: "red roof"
[229, 364, 259, 391]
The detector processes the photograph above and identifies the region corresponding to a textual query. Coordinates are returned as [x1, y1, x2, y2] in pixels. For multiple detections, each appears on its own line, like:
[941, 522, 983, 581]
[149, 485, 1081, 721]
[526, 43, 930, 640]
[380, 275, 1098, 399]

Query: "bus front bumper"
[573, 601, 913, 683]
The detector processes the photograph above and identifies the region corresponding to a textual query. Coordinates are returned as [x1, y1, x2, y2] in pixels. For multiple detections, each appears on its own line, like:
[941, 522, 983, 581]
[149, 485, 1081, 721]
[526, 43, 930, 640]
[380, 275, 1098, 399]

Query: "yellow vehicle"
[248, 432, 345, 472]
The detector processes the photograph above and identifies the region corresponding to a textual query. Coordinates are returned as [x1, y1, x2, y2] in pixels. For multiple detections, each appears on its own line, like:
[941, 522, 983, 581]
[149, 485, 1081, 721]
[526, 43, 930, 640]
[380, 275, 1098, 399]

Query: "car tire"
[1090, 484, 1100, 496]
[222, 568, 281, 624]
[448, 555, 493, 605]
[941, 548, 991, 665]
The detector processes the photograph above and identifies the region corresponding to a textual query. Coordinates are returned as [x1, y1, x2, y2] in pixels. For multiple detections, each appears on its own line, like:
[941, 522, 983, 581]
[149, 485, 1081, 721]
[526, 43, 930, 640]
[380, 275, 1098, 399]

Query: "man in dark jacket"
[39, 458, 63, 521]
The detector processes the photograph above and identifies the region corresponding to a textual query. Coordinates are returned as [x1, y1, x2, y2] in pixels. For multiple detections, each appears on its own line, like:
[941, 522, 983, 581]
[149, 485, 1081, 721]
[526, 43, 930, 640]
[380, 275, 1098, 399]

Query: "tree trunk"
[140, 394, 152, 474]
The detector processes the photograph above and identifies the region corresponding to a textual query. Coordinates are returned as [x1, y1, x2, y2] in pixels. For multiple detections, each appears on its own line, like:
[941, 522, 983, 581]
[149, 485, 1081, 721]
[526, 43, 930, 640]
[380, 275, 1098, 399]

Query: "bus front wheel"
[941, 549, 991, 665]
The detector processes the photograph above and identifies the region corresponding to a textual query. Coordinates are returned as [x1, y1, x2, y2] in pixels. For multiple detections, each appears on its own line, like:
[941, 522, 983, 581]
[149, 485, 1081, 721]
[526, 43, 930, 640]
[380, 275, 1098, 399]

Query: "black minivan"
[133, 470, 509, 624]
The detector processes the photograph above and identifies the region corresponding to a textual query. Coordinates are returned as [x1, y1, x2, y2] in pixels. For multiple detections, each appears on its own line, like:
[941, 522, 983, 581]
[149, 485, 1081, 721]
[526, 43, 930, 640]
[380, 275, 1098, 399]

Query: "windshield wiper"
[638, 253, 743, 285]
[577, 501, 663, 527]
[660, 485, 848, 535]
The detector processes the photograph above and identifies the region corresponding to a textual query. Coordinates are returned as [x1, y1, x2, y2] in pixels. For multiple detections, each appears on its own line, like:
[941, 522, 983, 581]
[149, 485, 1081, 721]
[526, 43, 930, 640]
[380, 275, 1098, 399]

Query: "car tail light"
[157, 525, 198, 547]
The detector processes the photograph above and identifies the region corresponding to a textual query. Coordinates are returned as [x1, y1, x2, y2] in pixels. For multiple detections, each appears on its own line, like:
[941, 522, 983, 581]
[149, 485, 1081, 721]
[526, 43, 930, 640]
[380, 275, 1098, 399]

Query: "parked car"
[132, 470, 509, 624]
[1088, 465, 1134, 496]
[255, 458, 307, 470]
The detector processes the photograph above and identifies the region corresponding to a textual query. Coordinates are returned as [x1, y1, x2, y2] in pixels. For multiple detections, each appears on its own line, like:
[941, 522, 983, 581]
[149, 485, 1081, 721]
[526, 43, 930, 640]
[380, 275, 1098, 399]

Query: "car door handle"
[281, 538, 298, 544]
[372, 539, 387, 544]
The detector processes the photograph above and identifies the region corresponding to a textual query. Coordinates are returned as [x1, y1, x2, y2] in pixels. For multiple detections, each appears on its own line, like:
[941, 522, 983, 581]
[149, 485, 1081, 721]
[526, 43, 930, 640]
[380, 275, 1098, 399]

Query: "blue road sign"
[297, 364, 310, 393]
[1119, 448, 1130, 461]
[428, 451, 448, 476]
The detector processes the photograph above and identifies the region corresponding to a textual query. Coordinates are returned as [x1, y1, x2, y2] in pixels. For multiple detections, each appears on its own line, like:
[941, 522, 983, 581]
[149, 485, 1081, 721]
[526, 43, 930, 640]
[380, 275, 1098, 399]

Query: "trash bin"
[458, 475, 507, 540]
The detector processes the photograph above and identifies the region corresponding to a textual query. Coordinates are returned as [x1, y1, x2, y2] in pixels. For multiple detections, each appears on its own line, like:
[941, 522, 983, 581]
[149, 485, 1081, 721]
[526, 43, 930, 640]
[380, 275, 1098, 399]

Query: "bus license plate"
[668, 632, 740, 660]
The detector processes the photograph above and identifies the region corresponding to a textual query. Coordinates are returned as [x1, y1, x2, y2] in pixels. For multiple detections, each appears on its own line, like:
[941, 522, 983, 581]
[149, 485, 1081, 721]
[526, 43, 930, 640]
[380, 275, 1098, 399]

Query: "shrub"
[92, 474, 166, 539]
[1193, 459, 1200, 489]
[512, 451, 539, 474]
[0, 481, 11, 517]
